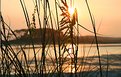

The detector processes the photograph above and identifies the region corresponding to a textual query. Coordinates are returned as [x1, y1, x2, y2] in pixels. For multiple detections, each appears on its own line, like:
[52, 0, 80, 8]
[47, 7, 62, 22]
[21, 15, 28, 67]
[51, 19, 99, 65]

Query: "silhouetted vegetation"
[1, 0, 121, 77]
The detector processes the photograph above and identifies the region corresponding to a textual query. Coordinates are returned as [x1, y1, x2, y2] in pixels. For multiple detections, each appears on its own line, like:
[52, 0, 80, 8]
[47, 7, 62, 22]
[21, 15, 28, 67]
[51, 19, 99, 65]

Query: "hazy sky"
[1, 0, 121, 37]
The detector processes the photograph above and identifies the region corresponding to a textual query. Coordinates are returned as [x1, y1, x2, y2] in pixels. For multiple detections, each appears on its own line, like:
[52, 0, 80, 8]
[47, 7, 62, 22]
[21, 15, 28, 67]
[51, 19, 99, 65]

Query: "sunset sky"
[1, 0, 121, 37]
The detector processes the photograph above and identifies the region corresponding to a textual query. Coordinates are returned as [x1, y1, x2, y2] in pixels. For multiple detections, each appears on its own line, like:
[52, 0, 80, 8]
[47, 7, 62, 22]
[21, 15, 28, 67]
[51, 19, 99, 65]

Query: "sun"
[68, 7, 75, 16]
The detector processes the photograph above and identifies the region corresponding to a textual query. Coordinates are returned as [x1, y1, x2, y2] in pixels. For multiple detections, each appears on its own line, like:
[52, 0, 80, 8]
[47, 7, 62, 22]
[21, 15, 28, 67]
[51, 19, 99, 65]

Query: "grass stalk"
[85, 0, 102, 77]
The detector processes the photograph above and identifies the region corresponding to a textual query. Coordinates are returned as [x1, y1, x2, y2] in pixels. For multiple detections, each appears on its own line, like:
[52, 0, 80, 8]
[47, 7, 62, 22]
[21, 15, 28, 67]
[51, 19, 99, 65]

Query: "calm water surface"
[15, 44, 121, 59]
[1, 44, 121, 73]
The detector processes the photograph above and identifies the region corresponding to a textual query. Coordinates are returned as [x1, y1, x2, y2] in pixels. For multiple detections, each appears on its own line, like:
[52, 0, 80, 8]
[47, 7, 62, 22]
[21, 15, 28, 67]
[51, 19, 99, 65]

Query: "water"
[13, 44, 121, 59]
[1, 44, 121, 74]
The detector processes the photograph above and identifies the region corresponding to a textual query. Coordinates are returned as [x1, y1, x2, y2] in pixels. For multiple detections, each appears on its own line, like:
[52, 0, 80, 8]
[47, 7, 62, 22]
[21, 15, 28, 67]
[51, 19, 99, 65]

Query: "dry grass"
[1, 0, 119, 77]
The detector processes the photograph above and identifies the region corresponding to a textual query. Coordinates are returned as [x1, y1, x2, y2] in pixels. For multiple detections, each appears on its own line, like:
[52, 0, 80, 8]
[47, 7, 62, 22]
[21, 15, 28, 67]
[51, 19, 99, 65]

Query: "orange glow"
[2, 0, 121, 37]
[68, 7, 75, 16]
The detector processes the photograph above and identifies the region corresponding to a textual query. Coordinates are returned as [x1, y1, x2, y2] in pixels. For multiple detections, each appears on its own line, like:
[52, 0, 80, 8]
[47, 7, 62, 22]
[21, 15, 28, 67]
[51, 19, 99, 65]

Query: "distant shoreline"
[2, 42, 121, 46]
[3, 28, 121, 45]
[3, 40, 121, 45]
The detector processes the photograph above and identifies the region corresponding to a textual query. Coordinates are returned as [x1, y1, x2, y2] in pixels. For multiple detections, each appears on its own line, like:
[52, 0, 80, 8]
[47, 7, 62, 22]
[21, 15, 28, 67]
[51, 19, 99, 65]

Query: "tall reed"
[0, 0, 110, 77]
